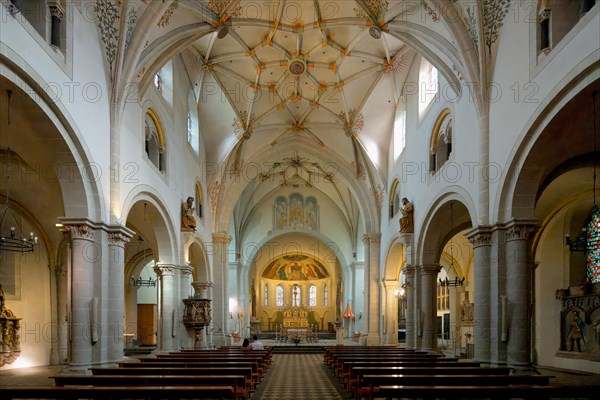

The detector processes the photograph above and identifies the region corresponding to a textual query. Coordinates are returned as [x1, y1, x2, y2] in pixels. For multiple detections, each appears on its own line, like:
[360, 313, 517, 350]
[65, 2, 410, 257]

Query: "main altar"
[278, 305, 317, 343]
[282, 305, 309, 328]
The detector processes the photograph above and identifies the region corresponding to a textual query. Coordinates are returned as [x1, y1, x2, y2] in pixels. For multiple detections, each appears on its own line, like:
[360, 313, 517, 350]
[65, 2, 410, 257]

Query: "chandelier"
[1, 90, 37, 253]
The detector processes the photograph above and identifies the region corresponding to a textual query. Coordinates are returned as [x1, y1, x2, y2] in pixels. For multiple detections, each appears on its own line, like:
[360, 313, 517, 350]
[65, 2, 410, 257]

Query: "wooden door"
[137, 304, 157, 345]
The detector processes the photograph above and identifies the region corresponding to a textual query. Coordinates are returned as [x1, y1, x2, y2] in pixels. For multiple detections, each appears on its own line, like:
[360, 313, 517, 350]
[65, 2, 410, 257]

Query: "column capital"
[180, 265, 194, 276]
[107, 225, 134, 247]
[381, 279, 400, 290]
[154, 263, 175, 277]
[212, 233, 231, 244]
[192, 281, 213, 299]
[362, 233, 381, 245]
[48, 2, 65, 19]
[398, 232, 414, 246]
[62, 222, 96, 241]
[419, 264, 441, 275]
[403, 264, 415, 276]
[466, 226, 492, 248]
[505, 220, 538, 242]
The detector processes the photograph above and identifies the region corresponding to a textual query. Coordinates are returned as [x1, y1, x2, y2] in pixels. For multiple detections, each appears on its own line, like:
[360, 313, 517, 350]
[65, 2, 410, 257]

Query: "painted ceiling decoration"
[262, 255, 330, 281]
[88, 0, 514, 244]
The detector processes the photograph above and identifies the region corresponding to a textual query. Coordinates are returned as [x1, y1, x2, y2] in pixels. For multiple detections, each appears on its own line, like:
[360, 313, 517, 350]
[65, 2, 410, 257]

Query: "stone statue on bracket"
[400, 197, 414, 233]
[182, 196, 196, 232]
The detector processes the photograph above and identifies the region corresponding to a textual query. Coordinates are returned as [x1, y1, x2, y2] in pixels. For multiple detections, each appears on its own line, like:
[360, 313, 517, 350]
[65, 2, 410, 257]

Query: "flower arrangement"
[292, 335, 301, 344]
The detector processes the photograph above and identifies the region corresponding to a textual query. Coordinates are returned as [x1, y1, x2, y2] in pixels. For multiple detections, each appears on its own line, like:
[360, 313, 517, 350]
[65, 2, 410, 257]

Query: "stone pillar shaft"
[212, 234, 231, 347]
[107, 230, 131, 362]
[179, 266, 194, 349]
[404, 266, 416, 349]
[506, 222, 537, 368]
[383, 280, 399, 345]
[363, 233, 381, 345]
[420, 264, 441, 351]
[64, 223, 96, 367]
[154, 264, 176, 351]
[468, 228, 492, 363]
[48, 2, 64, 47]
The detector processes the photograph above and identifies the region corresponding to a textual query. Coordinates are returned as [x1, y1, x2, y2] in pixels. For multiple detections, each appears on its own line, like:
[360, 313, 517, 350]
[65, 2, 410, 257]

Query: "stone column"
[51, 243, 69, 364]
[420, 264, 441, 351]
[192, 282, 213, 348]
[106, 228, 132, 362]
[404, 265, 416, 349]
[154, 264, 176, 351]
[382, 279, 399, 345]
[48, 2, 64, 47]
[467, 228, 492, 363]
[211, 234, 231, 347]
[179, 265, 194, 349]
[62, 222, 96, 368]
[362, 233, 382, 345]
[505, 221, 537, 369]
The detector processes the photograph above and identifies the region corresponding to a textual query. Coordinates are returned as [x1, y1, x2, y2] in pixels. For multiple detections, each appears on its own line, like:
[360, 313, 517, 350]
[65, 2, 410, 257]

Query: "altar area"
[275, 305, 318, 343]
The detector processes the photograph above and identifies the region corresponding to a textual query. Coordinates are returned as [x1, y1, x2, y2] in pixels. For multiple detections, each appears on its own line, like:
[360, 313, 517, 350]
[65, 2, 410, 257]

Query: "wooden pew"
[0, 385, 235, 399]
[162, 351, 271, 368]
[51, 375, 245, 400]
[142, 355, 266, 376]
[338, 360, 481, 385]
[331, 354, 447, 373]
[117, 361, 262, 385]
[373, 385, 598, 399]
[90, 366, 256, 394]
[358, 374, 552, 400]
[348, 366, 511, 394]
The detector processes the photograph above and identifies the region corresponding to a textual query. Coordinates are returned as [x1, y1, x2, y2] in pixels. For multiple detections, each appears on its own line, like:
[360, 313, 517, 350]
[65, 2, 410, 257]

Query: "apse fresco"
[262, 255, 329, 280]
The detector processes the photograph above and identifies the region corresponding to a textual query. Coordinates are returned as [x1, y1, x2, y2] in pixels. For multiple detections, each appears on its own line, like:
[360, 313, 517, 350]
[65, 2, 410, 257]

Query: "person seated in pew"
[241, 338, 251, 351]
[250, 335, 264, 350]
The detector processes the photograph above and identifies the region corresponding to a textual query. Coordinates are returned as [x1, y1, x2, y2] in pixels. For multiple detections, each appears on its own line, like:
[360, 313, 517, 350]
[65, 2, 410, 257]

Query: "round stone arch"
[121, 187, 178, 264]
[416, 188, 477, 266]
[382, 235, 406, 281]
[494, 62, 600, 223]
[213, 136, 379, 235]
[185, 238, 210, 283]
[239, 229, 350, 278]
[0, 59, 105, 222]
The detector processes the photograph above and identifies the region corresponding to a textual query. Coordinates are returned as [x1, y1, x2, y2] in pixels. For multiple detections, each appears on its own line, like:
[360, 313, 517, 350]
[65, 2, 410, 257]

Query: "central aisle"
[254, 354, 352, 400]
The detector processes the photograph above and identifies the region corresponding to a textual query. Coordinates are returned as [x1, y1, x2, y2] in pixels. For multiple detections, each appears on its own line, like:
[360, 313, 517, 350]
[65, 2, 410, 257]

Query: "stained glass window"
[309, 285, 317, 307]
[264, 285, 268, 307]
[276, 284, 283, 307]
[586, 206, 600, 283]
[292, 285, 301, 307]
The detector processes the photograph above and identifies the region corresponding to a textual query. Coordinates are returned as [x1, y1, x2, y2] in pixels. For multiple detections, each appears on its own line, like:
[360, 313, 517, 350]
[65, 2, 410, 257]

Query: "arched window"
[276, 284, 283, 307]
[292, 285, 301, 307]
[587, 206, 600, 283]
[187, 90, 199, 155]
[153, 71, 162, 92]
[195, 182, 203, 220]
[389, 179, 400, 219]
[393, 106, 406, 160]
[429, 109, 452, 173]
[309, 285, 317, 307]
[264, 284, 269, 306]
[419, 59, 438, 113]
[144, 109, 166, 172]
[324, 284, 328, 306]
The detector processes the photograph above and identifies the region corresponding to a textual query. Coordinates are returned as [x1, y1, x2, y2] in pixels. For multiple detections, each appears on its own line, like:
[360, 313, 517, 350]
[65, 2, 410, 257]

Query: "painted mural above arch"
[262, 255, 329, 281]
